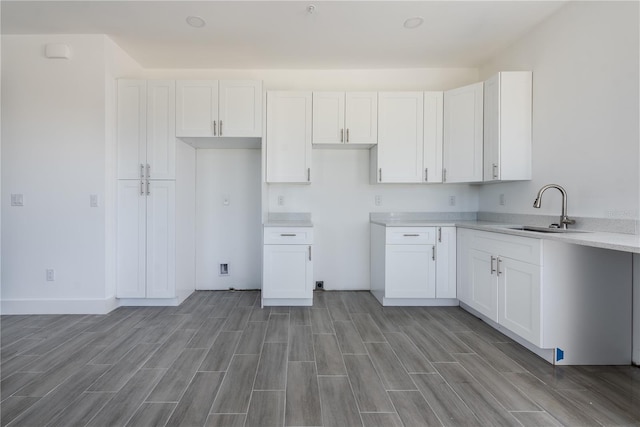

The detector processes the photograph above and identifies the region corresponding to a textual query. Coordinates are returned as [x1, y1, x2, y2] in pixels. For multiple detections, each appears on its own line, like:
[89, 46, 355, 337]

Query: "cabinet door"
[498, 257, 541, 346]
[146, 81, 176, 180]
[436, 227, 457, 298]
[263, 244, 312, 299]
[377, 92, 424, 183]
[146, 181, 176, 298]
[345, 92, 377, 145]
[116, 180, 146, 298]
[483, 74, 500, 181]
[266, 91, 312, 183]
[443, 82, 483, 183]
[218, 80, 262, 137]
[312, 92, 345, 144]
[423, 91, 443, 183]
[385, 244, 436, 298]
[467, 248, 498, 322]
[117, 80, 146, 180]
[176, 80, 218, 137]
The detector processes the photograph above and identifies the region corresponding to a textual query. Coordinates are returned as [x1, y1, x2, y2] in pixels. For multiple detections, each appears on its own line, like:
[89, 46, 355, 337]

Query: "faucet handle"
[561, 216, 576, 226]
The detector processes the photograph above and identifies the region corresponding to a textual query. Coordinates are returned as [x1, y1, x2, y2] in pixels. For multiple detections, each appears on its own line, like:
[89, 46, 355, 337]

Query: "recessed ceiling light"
[403, 16, 424, 29]
[307, 5, 316, 15]
[186, 16, 206, 28]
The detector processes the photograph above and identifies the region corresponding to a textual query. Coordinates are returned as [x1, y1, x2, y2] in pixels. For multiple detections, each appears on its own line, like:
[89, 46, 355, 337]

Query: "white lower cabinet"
[262, 227, 313, 306]
[371, 224, 456, 306]
[457, 228, 632, 365]
[117, 180, 176, 298]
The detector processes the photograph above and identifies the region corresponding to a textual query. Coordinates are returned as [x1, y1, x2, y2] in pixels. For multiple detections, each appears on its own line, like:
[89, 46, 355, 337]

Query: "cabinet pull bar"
[492, 163, 498, 179]
[432, 246, 436, 261]
[443, 168, 447, 182]
[219, 120, 223, 136]
[497, 257, 503, 276]
[213, 120, 217, 136]
[341, 128, 344, 143]
[438, 227, 442, 242]
[425, 168, 428, 182]
[146, 179, 150, 195]
[140, 180, 144, 195]
[280, 233, 297, 237]
[309, 246, 312, 261]
[490, 256, 497, 274]
[140, 164, 145, 179]
[307, 168, 311, 182]
[379, 168, 382, 182]
[146, 164, 150, 178]
[403, 234, 420, 237]
[346, 128, 350, 142]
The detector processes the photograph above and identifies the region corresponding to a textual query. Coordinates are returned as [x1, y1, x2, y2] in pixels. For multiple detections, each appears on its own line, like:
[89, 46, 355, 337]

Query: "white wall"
[196, 149, 262, 290]
[478, 1, 639, 222]
[1, 35, 142, 313]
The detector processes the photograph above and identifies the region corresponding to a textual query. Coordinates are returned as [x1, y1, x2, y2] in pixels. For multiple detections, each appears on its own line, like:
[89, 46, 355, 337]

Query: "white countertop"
[371, 219, 640, 254]
[263, 220, 314, 228]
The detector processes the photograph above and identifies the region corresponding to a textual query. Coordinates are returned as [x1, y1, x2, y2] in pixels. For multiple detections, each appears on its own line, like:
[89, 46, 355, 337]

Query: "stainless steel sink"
[507, 225, 589, 234]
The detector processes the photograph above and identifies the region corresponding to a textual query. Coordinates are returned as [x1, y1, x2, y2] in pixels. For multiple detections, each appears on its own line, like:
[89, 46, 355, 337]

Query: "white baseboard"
[0, 296, 118, 315]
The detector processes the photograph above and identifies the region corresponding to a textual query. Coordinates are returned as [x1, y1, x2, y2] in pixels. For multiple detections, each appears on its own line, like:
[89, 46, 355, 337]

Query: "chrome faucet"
[533, 184, 576, 229]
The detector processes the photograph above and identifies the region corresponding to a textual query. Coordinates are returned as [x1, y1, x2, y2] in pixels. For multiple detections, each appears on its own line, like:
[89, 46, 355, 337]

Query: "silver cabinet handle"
[346, 128, 350, 142]
[497, 257, 503, 276]
[341, 128, 344, 143]
[425, 168, 428, 182]
[219, 120, 223, 136]
[379, 168, 382, 182]
[140, 164, 145, 179]
[492, 163, 498, 179]
[146, 164, 150, 179]
[307, 168, 311, 182]
[443, 168, 447, 182]
[309, 246, 312, 261]
[438, 227, 442, 242]
[403, 234, 420, 237]
[146, 180, 150, 195]
[140, 180, 144, 195]
[213, 120, 217, 136]
[432, 246, 436, 261]
[280, 233, 296, 237]
[490, 256, 497, 274]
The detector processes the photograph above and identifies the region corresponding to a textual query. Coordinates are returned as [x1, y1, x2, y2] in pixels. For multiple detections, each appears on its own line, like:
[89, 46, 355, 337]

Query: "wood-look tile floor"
[1, 291, 639, 427]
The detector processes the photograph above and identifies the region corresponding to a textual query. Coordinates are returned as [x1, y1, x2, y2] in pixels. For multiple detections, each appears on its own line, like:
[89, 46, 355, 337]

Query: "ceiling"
[1, 1, 567, 69]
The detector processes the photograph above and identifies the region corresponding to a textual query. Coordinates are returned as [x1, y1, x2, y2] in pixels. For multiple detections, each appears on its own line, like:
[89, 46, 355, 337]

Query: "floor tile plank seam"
[425, 369, 486, 426]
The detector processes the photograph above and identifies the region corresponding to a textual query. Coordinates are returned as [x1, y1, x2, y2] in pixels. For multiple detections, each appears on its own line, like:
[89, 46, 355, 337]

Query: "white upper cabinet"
[443, 82, 484, 183]
[483, 71, 532, 182]
[423, 92, 444, 183]
[176, 80, 262, 137]
[312, 92, 377, 147]
[265, 91, 313, 183]
[117, 80, 176, 180]
[374, 92, 424, 183]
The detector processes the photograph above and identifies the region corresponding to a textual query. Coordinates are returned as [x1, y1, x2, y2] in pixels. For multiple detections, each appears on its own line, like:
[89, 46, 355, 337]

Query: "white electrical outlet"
[223, 194, 230, 206]
[449, 195, 456, 206]
[46, 269, 55, 281]
[90, 194, 99, 207]
[11, 194, 24, 206]
[375, 195, 382, 206]
[277, 195, 284, 206]
[499, 194, 506, 206]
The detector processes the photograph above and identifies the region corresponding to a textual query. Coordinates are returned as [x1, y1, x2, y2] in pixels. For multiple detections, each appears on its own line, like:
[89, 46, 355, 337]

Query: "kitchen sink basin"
[507, 225, 589, 234]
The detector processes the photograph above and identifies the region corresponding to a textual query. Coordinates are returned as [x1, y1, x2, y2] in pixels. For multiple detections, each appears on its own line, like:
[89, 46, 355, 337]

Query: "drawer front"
[264, 227, 314, 244]
[386, 227, 436, 245]
[470, 230, 541, 265]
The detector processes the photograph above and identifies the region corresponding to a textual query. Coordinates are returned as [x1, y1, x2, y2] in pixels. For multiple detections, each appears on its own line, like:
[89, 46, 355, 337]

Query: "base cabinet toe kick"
[457, 228, 633, 365]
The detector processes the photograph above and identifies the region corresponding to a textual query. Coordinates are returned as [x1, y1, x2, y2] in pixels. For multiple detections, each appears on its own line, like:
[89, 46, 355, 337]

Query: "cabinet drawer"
[386, 227, 435, 245]
[264, 227, 313, 244]
[470, 230, 541, 265]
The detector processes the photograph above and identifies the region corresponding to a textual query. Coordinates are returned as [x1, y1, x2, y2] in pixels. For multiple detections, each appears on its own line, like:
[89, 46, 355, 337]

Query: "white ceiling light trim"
[186, 16, 206, 28]
[403, 16, 424, 29]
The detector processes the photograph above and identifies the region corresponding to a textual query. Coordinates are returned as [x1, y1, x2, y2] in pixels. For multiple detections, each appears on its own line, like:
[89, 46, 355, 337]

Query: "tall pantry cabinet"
[116, 80, 195, 301]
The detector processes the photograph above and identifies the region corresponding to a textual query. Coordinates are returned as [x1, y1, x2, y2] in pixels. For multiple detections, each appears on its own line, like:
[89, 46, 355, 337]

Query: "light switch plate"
[90, 194, 99, 207]
[11, 194, 24, 206]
